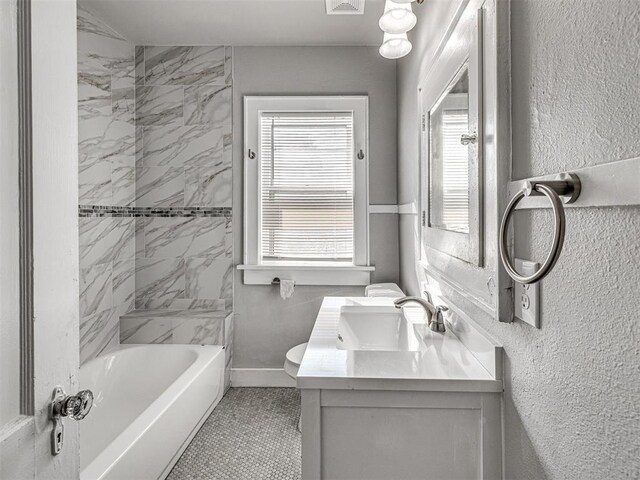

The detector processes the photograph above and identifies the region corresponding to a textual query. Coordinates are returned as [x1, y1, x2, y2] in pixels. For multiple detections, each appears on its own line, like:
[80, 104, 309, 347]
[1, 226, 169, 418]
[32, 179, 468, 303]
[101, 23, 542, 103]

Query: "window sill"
[237, 264, 375, 286]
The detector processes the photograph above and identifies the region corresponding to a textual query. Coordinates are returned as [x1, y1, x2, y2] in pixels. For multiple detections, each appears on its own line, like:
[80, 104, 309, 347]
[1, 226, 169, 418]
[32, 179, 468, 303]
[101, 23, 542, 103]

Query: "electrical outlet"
[514, 258, 540, 328]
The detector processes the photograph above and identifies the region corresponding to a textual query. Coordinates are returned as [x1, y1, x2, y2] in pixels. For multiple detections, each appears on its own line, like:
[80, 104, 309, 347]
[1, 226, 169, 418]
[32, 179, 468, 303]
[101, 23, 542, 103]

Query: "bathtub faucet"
[393, 294, 449, 333]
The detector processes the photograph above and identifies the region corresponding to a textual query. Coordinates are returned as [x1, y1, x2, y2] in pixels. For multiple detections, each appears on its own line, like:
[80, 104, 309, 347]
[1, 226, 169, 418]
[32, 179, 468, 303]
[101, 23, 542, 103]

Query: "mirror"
[428, 66, 470, 234]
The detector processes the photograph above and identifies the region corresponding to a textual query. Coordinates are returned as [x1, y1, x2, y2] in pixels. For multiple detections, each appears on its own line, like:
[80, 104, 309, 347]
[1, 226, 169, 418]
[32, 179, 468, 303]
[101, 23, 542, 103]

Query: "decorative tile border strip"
[79, 205, 232, 218]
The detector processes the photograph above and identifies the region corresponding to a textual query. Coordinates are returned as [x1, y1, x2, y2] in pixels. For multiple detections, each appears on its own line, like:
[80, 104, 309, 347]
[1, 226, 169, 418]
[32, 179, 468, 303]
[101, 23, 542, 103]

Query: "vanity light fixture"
[379, 0, 417, 34]
[378, 0, 423, 59]
[379, 32, 413, 59]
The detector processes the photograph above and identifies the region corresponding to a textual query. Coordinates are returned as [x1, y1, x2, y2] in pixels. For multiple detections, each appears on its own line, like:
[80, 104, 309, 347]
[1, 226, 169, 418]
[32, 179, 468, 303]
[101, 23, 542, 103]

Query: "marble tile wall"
[134, 46, 233, 313]
[78, 7, 136, 363]
[78, 17, 235, 365]
[119, 309, 227, 346]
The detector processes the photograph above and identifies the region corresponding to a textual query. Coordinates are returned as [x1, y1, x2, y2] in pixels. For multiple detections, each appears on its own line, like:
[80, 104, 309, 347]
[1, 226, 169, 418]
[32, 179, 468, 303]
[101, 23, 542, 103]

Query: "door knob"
[460, 132, 477, 145]
[50, 386, 94, 455]
[52, 388, 93, 420]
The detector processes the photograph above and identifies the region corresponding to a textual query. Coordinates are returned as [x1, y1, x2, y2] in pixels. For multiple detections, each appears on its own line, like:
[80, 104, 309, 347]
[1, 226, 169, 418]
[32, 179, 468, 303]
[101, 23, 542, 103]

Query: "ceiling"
[80, 0, 388, 46]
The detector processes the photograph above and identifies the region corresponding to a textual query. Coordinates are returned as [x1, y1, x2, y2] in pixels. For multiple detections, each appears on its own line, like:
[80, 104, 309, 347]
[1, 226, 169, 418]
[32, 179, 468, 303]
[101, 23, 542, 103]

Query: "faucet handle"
[429, 305, 449, 333]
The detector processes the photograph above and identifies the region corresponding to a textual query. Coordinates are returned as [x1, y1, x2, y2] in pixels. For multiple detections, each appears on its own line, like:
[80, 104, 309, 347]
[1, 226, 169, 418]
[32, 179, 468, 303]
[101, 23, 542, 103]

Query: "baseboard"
[230, 368, 296, 387]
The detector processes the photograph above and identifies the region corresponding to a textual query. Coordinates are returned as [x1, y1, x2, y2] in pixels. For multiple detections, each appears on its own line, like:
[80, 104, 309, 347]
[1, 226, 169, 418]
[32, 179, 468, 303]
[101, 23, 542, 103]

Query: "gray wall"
[397, 1, 640, 478]
[232, 46, 399, 368]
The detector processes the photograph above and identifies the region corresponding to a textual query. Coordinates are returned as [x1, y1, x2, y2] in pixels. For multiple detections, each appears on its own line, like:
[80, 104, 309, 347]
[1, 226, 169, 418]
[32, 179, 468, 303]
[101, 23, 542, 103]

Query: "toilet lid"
[286, 342, 308, 367]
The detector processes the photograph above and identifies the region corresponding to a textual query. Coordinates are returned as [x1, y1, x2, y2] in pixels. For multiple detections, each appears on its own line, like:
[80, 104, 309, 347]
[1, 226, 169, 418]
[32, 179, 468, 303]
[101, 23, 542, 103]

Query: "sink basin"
[336, 306, 425, 351]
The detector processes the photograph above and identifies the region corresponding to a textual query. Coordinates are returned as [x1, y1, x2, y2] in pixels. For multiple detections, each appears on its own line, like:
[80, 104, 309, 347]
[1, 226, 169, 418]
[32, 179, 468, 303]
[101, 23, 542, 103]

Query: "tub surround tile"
[144, 46, 226, 86]
[172, 317, 223, 344]
[184, 163, 232, 207]
[79, 116, 135, 166]
[78, 72, 111, 121]
[141, 124, 230, 167]
[135, 217, 147, 257]
[143, 217, 226, 259]
[134, 298, 226, 311]
[79, 162, 112, 206]
[185, 256, 232, 300]
[80, 307, 120, 364]
[112, 87, 135, 124]
[120, 309, 226, 345]
[135, 85, 183, 126]
[184, 85, 232, 126]
[135, 46, 145, 85]
[135, 125, 144, 165]
[220, 258, 234, 307]
[112, 259, 136, 306]
[112, 166, 136, 206]
[78, 7, 138, 365]
[135, 166, 184, 207]
[77, 8, 132, 78]
[80, 263, 113, 318]
[120, 316, 173, 344]
[78, 6, 124, 43]
[78, 37, 235, 364]
[80, 217, 135, 267]
[121, 309, 226, 319]
[79, 206, 232, 218]
[135, 257, 186, 303]
[224, 46, 232, 85]
[111, 56, 135, 90]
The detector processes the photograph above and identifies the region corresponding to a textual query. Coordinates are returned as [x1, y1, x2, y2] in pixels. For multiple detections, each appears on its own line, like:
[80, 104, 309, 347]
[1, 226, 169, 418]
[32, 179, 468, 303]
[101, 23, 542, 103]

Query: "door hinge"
[421, 210, 426, 227]
[421, 114, 426, 132]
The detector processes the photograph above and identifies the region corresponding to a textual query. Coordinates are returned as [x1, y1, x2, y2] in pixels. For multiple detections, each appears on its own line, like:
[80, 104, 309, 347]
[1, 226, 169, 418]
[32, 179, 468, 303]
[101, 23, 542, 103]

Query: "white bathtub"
[80, 344, 225, 480]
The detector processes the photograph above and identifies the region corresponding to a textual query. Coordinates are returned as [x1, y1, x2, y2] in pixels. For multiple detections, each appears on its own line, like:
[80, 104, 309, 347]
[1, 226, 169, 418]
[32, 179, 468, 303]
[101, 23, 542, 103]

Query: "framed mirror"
[420, 11, 483, 266]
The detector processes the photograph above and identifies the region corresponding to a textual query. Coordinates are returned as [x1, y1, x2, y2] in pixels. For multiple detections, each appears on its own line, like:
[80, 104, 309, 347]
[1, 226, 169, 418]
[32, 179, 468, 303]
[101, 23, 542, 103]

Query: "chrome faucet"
[393, 293, 449, 333]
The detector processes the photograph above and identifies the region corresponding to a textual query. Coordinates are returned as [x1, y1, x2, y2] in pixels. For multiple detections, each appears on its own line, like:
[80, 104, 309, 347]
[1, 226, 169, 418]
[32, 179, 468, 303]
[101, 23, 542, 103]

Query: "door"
[0, 0, 81, 478]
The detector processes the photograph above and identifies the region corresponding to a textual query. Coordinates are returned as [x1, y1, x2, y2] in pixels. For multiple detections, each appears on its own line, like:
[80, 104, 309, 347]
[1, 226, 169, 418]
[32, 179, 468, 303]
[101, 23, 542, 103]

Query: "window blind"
[259, 112, 355, 263]
[439, 109, 469, 233]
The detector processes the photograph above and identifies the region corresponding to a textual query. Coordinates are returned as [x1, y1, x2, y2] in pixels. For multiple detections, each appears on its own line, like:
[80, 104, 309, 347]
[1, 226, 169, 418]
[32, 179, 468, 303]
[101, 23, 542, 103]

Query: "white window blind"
[439, 109, 469, 233]
[259, 112, 355, 263]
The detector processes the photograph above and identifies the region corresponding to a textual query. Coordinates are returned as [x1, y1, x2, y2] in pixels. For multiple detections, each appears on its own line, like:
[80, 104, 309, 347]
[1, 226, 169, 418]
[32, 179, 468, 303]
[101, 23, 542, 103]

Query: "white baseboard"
[231, 368, 296, 387]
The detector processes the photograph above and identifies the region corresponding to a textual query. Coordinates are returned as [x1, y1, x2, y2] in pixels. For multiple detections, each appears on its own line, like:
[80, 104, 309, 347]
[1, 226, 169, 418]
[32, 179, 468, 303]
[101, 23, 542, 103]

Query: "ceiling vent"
[326, 0, 366, 15]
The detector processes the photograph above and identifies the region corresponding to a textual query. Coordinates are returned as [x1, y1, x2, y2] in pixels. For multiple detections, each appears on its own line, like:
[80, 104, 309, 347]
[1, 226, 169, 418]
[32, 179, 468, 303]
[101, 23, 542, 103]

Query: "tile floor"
[167, 388, 302, 480]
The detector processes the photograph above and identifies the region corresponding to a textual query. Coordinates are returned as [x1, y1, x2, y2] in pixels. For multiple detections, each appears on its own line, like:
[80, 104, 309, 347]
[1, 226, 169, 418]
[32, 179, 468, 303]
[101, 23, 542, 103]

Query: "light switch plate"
[514, 258, 540, 328]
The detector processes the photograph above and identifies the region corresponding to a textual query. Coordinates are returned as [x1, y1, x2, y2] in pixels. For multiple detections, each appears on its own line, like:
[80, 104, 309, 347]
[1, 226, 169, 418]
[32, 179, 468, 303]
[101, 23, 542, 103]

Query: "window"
[241, 96, 372, 285]
[260, 112, 354, 263]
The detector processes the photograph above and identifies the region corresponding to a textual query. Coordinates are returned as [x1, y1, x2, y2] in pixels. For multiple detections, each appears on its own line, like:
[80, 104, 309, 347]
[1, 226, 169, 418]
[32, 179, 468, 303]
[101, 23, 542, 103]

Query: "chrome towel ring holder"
[499, 173, 581, 284]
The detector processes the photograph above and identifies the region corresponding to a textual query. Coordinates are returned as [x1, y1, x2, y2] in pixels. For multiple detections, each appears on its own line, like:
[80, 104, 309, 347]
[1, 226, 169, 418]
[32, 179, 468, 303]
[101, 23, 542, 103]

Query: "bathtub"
[80, 344, 225, 480]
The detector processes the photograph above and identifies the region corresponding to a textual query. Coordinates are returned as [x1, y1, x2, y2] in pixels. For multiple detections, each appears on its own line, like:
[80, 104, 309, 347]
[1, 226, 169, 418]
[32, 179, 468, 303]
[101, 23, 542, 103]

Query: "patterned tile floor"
[167, 388, 302, 480]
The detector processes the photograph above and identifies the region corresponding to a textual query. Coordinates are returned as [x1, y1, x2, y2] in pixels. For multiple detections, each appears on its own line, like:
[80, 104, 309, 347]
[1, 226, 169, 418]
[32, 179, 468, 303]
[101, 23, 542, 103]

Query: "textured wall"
[397, 0, 640, 478]
[232, 46, 399, 368]
[77, 6, 136, 363]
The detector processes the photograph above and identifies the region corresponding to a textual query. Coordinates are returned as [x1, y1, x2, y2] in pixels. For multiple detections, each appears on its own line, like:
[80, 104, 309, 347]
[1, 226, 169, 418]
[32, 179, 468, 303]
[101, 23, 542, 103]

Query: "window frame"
[241, 95, 372, 286]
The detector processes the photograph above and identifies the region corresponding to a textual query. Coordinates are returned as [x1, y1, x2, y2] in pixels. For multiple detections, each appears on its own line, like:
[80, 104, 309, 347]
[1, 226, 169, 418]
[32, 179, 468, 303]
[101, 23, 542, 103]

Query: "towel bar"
[499, 173, 581, 284]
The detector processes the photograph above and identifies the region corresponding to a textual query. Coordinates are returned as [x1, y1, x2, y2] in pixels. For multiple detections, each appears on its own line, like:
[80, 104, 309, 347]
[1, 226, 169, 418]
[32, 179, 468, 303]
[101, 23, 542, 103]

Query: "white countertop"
[296, 297, 503, 393]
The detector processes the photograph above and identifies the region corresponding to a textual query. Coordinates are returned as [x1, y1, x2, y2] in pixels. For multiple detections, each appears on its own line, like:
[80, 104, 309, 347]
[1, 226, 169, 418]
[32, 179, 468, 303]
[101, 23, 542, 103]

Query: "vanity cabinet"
[298, 297, 504, 480]
[301, 389, 501, 480]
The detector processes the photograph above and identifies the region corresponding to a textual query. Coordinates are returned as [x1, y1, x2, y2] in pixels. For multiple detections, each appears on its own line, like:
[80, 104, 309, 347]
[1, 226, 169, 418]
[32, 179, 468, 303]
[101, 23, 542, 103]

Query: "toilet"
[284, 342, 307, 380]
[284, 342, 307, 431]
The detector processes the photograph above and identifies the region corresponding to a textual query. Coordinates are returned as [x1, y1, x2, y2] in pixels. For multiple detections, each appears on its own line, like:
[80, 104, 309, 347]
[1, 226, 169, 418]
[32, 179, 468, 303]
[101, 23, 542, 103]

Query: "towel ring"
[499, 173, 581, 284]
